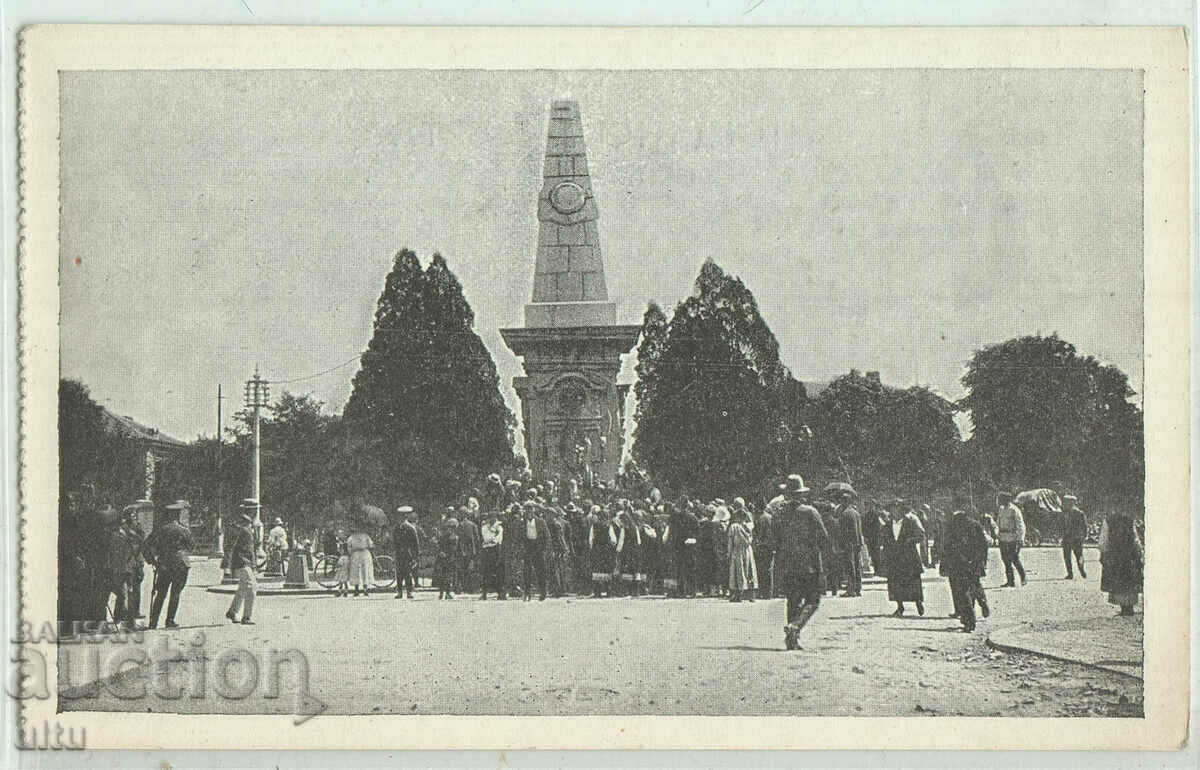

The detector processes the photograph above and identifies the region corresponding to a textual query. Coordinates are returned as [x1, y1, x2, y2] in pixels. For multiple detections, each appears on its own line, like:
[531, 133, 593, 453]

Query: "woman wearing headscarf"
[1099, 510, 1144, 615]
[727, 508, 758, 602]
[882, 499, 926, 616]
[345, 522, 375, 597]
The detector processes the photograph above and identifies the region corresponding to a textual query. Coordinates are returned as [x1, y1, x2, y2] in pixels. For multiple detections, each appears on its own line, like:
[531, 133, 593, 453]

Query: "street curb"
[984, 632, 1143, 681]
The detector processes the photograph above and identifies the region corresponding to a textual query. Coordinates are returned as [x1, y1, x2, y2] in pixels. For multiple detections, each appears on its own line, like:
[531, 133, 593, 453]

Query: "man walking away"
[996, 491, 1027, 587]
[224, 500, 258, 624]
[145, 500, 195, 629]
[774, 475, 830, 650]
[1061, 494, 1088, 579]
[393, 506, 421, 599]
[940, 499, 990, 632]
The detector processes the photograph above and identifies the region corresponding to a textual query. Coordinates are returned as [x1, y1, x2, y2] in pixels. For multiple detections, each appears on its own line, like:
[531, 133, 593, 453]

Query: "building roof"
[100, 407, 187, 449]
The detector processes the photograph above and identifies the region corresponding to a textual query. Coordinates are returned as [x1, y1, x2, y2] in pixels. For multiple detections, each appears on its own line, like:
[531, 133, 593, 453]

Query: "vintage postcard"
[15, 25, 1189, 750]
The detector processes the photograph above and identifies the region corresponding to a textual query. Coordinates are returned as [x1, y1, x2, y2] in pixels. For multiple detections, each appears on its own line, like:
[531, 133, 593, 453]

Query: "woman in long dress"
[345, 528, 375, 597]
[882, 503, 926, 616]
[727, 509, 758, 602]
[1100, 511, 1144, 615]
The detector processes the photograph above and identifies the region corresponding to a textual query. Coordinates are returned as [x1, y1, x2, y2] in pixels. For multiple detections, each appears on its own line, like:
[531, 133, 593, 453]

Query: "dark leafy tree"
[342, 250, 516, 507]
[959, 333, 1143, 510]
[875, 386, 963, 497]
[632, 259, 791, 498]
[805, 371, 962, 499]
[59, 378, 145, 510]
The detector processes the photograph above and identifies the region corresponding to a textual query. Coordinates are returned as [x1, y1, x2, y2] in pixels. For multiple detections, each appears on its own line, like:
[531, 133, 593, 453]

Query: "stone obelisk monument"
[501, 100, 639, 483]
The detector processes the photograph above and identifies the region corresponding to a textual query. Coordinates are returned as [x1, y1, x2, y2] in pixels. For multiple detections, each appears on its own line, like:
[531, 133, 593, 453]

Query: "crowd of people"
[337, 471, 1145, 647]
[59, 469, 1146, 647]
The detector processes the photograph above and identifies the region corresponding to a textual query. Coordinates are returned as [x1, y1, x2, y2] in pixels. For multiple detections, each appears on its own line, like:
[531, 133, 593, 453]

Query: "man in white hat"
[265, 517, 289, 576]
[225, 500, 259, 624]
[1061, 494, 1088, 579]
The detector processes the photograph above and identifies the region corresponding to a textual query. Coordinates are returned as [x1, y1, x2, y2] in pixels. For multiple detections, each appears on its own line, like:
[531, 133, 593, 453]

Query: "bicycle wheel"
[373, 554, 397, 589]
[312, 555, 340, 589]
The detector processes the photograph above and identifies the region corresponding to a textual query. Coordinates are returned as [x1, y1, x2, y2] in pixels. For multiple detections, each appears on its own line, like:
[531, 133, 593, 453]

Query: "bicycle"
[312, 552, 396, 590]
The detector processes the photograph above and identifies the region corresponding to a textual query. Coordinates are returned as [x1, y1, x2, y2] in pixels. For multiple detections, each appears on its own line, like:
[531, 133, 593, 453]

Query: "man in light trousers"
[225, 501, 259, 624]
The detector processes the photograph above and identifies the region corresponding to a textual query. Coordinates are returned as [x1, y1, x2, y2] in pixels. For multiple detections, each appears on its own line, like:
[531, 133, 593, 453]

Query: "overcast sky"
[59, 69, 1143, 442]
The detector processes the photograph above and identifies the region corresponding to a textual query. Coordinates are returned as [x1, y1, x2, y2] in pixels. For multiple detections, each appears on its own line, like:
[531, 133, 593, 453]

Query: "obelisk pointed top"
[526, 100, 613, 324]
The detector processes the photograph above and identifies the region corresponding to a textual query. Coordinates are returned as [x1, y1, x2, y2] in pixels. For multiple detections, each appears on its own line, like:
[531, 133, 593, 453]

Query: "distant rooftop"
[100, 407, 187, 448]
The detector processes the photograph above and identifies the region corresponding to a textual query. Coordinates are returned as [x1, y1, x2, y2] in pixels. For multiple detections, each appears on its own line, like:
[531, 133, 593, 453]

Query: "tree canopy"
[802, 370, 963, 499]
[631, 259, 795, 497]
[342, 249, 516, 505]
[959, 333, 1143, 507]
[59, 378, 150, 511]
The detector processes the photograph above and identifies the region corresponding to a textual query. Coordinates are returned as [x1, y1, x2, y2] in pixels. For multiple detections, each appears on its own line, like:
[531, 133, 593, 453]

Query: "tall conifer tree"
[632, 260, 791, 497]
[343, 249, 515, 504]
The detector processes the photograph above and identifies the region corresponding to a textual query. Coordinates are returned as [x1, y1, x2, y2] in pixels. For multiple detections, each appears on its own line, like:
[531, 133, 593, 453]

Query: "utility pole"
[245, 367, 270, 563]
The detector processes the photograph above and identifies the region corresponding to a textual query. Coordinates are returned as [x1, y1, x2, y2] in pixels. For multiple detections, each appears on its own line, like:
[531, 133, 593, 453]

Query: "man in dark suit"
[754, 503, 777, 598]
[97, 505, 135, 628]
[774, 475, 830, 649]
[520, 502, 548, 601]
[393, 506, 421, 599]
[861, 500, 886, 575]
[668, 501, 699, 597]
[940, 500, 990, 631]
[1061, 494, 1088, 579]
[120, 505, 148, 621]
[819, 501, 843, 596]
[832, 487, 864, 597]
[145, 500, 196, 629]
[457, 507, 480, 593]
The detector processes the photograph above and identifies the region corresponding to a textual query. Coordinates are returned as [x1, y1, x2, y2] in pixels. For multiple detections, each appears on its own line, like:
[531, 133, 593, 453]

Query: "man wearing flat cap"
[143, 500, 195, 629]
[1061, 493, 1088, 579]
[393, 506, 420, 598]
[224, 500, 259, 624]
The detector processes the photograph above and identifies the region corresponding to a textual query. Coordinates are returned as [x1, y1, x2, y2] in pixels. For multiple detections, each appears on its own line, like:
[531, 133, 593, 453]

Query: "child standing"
[334, 543, 350, 597]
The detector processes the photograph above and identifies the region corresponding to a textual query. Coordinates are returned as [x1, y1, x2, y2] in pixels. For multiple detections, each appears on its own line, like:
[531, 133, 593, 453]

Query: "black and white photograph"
[14, 25, 1190, 752]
